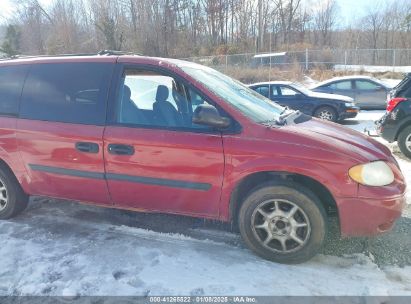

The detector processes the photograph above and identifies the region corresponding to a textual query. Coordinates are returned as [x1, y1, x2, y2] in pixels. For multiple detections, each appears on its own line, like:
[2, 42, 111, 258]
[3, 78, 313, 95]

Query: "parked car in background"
[311, 76, 393, 110]
[0, 53, 405, 264]
[377, 73, 411, 158]
[248, 81, 359, 122]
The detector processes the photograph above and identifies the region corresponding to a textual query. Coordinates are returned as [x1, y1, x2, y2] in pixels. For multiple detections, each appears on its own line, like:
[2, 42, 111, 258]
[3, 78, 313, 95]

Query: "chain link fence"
[181, 49, 411, 73]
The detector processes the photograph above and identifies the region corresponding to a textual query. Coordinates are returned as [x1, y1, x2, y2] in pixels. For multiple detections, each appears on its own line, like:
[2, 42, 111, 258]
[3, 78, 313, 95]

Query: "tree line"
[1, 0, 411, 58]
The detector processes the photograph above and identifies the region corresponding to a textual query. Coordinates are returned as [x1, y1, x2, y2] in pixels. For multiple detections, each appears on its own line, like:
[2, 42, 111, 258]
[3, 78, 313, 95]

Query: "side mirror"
[192, 104, 231, 129]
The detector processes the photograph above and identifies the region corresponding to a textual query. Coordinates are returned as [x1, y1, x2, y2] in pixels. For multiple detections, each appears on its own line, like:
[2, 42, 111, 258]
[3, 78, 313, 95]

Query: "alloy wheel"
[405, 133, 411, 152]
[251, 199, 311, 253]
[0, 178, 8, 212]
[317, 110, 334, 121]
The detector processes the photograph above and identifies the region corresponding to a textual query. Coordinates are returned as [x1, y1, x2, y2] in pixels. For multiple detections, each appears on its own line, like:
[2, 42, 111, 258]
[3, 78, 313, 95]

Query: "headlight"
[348, 161, 394, 186]
[345, 102, 354, 107]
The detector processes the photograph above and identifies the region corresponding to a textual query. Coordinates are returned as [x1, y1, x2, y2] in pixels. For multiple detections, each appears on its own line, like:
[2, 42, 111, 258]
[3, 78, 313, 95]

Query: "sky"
[0, 0, 401, 26]
[0, 0, 53, 23]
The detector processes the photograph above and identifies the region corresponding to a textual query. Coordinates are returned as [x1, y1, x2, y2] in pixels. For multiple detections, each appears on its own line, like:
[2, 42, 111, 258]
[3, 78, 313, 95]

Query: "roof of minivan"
[0, 55, 116, 66]
[0, 54, 193, 67]
[0, 55, 214, 80]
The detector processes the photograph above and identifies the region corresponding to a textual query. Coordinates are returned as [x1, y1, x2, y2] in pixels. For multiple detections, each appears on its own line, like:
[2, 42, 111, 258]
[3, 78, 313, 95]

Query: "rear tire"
[397, 125, 411, 159]
[314, 106, 337, 122]
[238, 181, 327, 264]
[0, 166, 28, 220]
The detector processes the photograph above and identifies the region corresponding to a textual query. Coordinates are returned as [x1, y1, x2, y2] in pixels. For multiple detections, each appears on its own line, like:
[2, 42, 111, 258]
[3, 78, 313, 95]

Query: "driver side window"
[355, 80, 379, 90]
[115, 69, 214, 131]
[279, 86, 298, 96]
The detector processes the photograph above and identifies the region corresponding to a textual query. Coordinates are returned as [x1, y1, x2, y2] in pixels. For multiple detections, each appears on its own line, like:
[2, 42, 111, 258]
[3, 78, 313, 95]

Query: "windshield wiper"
[260, 119, 279, 127]
[278, 109, 300, 125]
[260, 108, 300, 127]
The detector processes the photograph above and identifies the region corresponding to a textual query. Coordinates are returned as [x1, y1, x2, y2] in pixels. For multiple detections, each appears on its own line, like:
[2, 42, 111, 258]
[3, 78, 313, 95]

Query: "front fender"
[219, 155, 357, 220]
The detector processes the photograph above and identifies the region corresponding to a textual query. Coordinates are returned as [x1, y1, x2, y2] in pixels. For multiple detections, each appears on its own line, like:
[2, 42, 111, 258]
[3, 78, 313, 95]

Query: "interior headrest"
[156, 85, 169, 102]
[123, 85, 131, 100]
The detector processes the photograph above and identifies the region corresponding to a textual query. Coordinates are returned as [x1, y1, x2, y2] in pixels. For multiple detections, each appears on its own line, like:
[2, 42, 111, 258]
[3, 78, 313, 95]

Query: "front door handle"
[75, 142, 99, 153]
[108, 144, 135, 155]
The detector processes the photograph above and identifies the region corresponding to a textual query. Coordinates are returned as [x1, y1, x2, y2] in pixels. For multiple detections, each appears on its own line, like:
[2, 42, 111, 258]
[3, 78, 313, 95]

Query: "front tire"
[314, 106, 337, 122]
[0, 166, 28, 220]
[397, 125, 411, 159]
[238, 181, 327, 264]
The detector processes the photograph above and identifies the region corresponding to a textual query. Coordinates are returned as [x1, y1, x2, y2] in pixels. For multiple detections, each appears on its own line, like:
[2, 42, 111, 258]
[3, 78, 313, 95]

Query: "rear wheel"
[0, 166, 28, 220]
[397, 125, 411, 159]
[314, 106, 337, 122]
[238, 181, 327, 264]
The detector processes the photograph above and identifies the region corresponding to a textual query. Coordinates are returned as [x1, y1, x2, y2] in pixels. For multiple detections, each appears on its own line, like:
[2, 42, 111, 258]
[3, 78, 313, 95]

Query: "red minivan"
[0, 53, 406, 263]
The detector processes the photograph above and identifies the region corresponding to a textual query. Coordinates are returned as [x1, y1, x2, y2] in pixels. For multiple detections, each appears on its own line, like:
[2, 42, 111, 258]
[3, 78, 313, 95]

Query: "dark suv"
[0, 53, 405, 264]
[377, 73, 411, 158]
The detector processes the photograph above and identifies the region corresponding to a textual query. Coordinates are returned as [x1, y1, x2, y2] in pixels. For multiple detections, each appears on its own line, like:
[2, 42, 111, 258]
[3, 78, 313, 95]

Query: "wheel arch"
[229, 171, 338, 226]
[0, 158, 28, 195]
[394, 119, 411, 141]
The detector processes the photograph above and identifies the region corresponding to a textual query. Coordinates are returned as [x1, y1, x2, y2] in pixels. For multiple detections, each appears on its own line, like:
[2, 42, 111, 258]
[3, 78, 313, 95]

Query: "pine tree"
[1, 25, 21, 56]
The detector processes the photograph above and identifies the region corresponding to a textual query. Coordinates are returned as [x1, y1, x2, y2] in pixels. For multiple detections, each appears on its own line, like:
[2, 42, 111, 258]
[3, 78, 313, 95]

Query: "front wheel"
[397, 125, 411, 159]
[0, 166, 28, 220]
[238, 181, 327, 264]
[314, 106, 337, 122]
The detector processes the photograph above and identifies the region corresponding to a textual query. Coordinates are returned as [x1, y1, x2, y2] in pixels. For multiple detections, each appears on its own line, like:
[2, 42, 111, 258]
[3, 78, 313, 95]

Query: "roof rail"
[0, 50, 142, 62]
[0, 53, 98, 61]
[98, 50, 142, 56]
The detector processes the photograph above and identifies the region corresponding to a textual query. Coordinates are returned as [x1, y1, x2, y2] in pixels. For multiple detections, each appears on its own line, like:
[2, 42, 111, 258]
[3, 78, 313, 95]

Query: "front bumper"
[339, 107, 360, 120]
[376, 112, 400, 142]
[337, 193, 405, 237]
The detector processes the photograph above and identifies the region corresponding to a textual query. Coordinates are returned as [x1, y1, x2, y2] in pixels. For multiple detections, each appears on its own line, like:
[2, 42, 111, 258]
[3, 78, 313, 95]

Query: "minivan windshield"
[180, 64, 284, 123]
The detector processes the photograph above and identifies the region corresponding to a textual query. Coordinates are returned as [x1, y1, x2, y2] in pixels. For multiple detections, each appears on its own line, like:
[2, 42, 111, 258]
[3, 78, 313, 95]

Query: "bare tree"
[0, 0, 410, 58]
[313, 0, 338, 46]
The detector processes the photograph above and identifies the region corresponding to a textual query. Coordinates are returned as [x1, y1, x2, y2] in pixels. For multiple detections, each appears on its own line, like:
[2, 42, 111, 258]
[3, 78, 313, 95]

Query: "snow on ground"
[335, 65, 411, 74]
[0, 111, 411, 296]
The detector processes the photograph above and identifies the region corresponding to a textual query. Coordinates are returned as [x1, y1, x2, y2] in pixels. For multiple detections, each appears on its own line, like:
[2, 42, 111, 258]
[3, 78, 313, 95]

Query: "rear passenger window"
[20, 63, 114, 125]
[0, 65, 29, 116]
[329, 81, 352, 90]
[254, 86, 269, 98]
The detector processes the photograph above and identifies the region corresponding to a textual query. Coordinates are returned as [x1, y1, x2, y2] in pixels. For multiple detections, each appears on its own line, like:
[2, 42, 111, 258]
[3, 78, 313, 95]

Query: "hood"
[307, 91, 354, 103]
[283, 118, 391, 163]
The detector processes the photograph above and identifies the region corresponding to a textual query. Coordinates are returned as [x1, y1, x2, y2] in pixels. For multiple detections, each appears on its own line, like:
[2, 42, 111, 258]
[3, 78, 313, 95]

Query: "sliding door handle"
[75, 142, 99, 153]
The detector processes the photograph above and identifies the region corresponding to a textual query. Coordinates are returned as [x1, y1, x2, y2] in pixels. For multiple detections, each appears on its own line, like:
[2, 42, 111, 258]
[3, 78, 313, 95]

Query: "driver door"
[103, 65, 225, 217]
[276, 86, 308, 113]
[354, 80, 387, 108]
